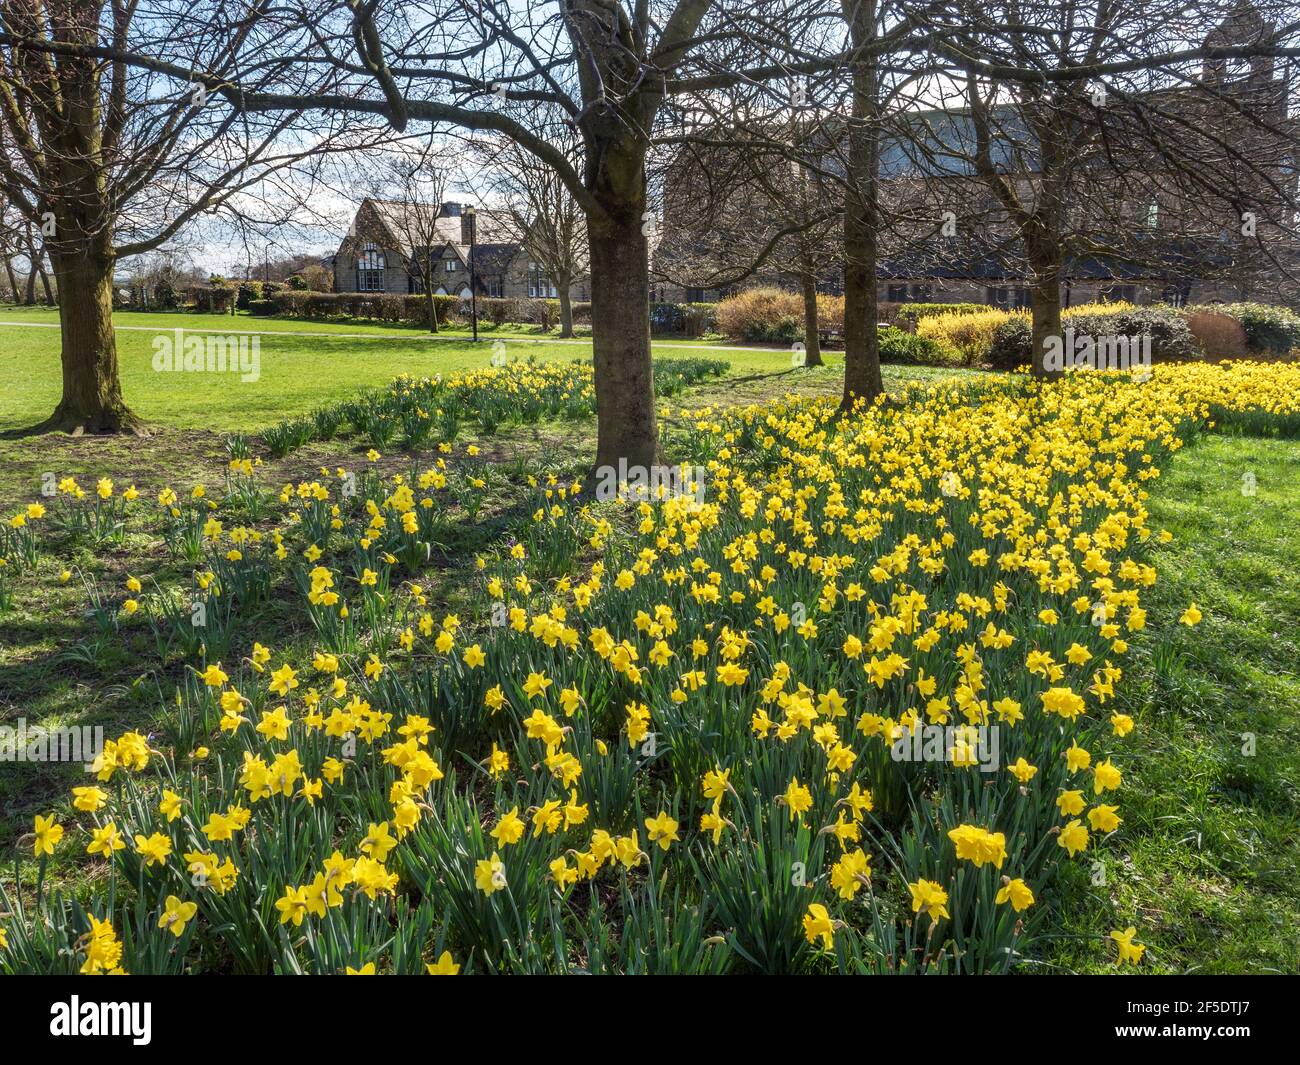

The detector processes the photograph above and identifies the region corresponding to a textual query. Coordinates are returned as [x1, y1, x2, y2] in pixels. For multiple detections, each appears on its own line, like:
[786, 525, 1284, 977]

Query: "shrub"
[988, 318, 1033, 370]
[190, 285, 235, 314]
[1186, 310, 1248, 359]
[814, 294, 845, 340]
[916, 309, 1012, 366]
[236, 281, 263, 310]
[1067, 308, 1200, 362]
[1213, 302, 1300, 357]
[716, 287, 804, 343]
[518, 298, 560, 331]
[651, 302, 719, 337]
[246, 299, 277, 316]
[270, 289, 311, 317]
[877, 324, 960, 366]
[876, 301, 902, 325]
[1062, 299, 1139, 319]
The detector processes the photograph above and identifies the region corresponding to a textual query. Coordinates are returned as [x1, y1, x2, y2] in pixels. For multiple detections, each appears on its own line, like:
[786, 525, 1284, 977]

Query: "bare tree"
[926, 0, 1300, 374]
[8, 1, 1297, 448]
[15, 1, 856, 466]
[469, 134, 589, 338]
[0, 0, 362, 433]
[366, 142, 451, 332]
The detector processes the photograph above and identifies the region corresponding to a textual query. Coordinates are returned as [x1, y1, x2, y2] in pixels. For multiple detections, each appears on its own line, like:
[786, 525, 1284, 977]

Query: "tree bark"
[2, 257, 16, 302]
[800, 269, 823, 366]
[1026, 237, 1064, 379]
[558, 280, 574, 339]
[23, 265, 35, 305]
[588, 205, 659, 474]
[840, 0, 884, 409]
[41, 245, 143, 433]
[425, 282, 438, 333]
[39, 265, 54, 306]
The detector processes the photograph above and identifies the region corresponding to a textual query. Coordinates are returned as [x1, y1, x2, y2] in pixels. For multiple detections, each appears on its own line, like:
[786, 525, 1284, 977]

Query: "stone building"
[653, 4, 1298, 309]
[333, 197, 590, 301]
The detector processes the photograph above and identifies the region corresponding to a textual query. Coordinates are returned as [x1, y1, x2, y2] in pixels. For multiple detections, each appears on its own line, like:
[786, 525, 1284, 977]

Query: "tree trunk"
[41, 246, 143, 433]
[39, 266, 54, 306]
[3, 257, 17, 302]
[800, 269, 823, 366]
[1026, 242, 1064, 379]
[840, 0, 884, 409]
[587, 205, 659, 474]
[425, 282, 437, 334]
[23, 266, 36, 305]
[558, 280, 574, 339]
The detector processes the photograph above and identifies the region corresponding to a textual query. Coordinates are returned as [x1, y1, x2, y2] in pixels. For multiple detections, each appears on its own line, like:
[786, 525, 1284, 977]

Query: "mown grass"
[0, 309, 891, 433]
[1045, 432, 1299, 973]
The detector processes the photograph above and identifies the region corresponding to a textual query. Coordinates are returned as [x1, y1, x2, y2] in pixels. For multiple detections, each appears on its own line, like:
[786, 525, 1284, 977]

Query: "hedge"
[877, 325, 961, 366]
[893, 302, 992, 329]
[987, 306, 1201, 370]
[253, 291, 598, 332]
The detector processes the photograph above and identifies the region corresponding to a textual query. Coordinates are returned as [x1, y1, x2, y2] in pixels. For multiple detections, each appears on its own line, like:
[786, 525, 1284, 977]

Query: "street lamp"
[464, 205, 478, 342]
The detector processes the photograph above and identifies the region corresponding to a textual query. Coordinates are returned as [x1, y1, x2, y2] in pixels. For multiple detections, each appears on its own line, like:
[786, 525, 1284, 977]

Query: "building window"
[445, 258, 457, 272]
[1100, 284, 1136, 304]
[528, 263, 558, 298]
[483, 276, 504, 298]
[1161, 284, 1190, 307]
[987, 286, 1010, 308]
[1146, 199, 1159, 230]
[685, 287, 707, 303]
[357, 244, 385, 292]
[886, 284, 908, 303]
[910, 284, 932, 302]
[1012, 286, 1032, 309]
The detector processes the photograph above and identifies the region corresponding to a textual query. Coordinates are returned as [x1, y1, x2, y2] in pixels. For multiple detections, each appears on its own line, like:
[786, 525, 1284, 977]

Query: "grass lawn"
[0, 305, 877, 433]
[1046, 432, 1300, 973]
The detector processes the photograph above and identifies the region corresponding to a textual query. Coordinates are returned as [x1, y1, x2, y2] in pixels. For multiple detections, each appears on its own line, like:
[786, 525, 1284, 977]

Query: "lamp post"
[464, 205, 478, 342]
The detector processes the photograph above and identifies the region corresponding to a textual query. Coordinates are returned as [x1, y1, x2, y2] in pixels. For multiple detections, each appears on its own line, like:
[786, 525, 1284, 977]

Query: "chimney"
[461, 209, 475, 246]
[440, 201, 461, 217]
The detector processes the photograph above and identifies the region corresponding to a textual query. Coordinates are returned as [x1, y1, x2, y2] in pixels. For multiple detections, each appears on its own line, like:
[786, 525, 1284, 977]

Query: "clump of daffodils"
[3, 362, 1297, 974]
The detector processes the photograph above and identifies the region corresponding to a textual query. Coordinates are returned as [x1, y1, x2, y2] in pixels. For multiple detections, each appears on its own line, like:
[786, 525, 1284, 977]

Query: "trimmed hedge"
[247, 290, 595, 333]
[987, 306, 1200, 370]
[190, 286, 236, 314]
[893, 302, 992, 329]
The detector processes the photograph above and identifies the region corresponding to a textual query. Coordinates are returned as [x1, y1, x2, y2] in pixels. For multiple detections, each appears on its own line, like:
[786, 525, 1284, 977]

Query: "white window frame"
[357, 244, 386, 292]
[528, 263, 558, 299]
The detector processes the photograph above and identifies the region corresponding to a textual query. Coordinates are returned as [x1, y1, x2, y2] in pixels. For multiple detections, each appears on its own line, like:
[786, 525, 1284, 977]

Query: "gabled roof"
[470, 243, 518, 275]
[361, 198, 515, 258]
